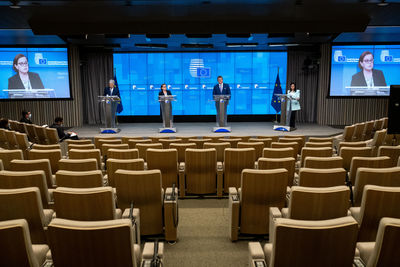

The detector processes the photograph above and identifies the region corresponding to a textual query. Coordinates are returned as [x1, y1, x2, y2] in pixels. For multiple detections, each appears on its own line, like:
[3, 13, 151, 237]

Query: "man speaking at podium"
[213, 76, 231, 127]
[104, 79, 120, 98]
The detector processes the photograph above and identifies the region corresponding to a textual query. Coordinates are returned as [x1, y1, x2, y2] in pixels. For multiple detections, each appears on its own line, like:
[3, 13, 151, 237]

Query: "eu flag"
[114, 73, 123, 114]
[271, 73, 283, 113]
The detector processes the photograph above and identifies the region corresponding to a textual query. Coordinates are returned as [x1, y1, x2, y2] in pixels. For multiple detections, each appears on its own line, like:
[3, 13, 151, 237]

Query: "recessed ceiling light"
[9, 4, 21, 8]
[377, 0, 389, 7]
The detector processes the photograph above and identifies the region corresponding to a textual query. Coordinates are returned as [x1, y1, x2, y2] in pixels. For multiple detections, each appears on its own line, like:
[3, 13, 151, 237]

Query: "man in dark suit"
[213, 76, 231, 127]
[50, 117, 78, 141]
[104, 79, 120, 98]
[20, 110, 32, 124]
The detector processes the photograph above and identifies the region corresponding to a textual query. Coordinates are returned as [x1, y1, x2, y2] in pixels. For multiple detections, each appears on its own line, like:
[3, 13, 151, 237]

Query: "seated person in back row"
[50, 117, 78, 141]
[20, 110, 32, 124]
[0, 118, 10, 130]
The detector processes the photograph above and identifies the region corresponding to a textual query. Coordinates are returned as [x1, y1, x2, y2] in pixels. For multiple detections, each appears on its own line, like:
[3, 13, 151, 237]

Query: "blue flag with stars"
[271, 72, 283, 113]
[114, 72, 123, 114]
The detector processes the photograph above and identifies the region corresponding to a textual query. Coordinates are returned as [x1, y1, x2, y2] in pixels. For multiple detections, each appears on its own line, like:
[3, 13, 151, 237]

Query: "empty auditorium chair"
[106, 158, 145, 187]
[271, 142, 298, 158]
[15, 132, 31, 159]
[48, 218, 163, 267]
[67, 143, 96, 151]
[248, 137, 272, 148]
[59, 158, 98, 172]
[334, 125, 356, 143]
[158, 138, 182, 149]
[218, 138, 241, 148]
[230, 135, 251, 142]
[377, 145, 400, 167]
[98, 139, 122, 156]
[339, 147, 373, 171]
[348, 156, 391, 185]
[0, 149, 23, 170]
[0, 129, 8, 149]
[10, 159, 55, 188]
[0, 159, 3, 170]
[4, 130, 19, 149]
[383, 133, 400, 146]
[136, 143, 163, 161]
[283, 134, 306, 148]
[356, 217, 400, 267]
[180, 148, 222, 197]
[65, 139, 92, 146]
[121, 136, 143, 144]
[34, 126, 49, 145]
[248, 216, 358, 267]
[258, 157, 296, 187]
[45, 127, 60, 144]
[304, 141, 333, 148]
[308, 137, 334, 143]
[114, 169, 178, 241]
[204, 142, 230, 162]
[189, 138, 212, 148]
[69, 148, 103, 170]
[29, 149, 62, 175]
[298, 168, 347, 187]
[169, 142, 197, 163]
[94, 136, 118, 149]
[229, 169, 288, 240]
[353, 167, 400, 206]
[238, 141, 264, 160]
[32, 144, 61, 150]
[262, 147, 294, 159]
[24, 124, 38, 143]
[350, 185, 400, 241]
[102, 143, 129, 159]
[373, 119, 384, 132]
[362, 120, 375, 141]
[53, 186, 121, 220]
[224, 148, 256, 193]
[147, 148, 178, 189]
[204, 136, 225, 143]
[0, 187, 54, 244]
[0, 219, 49, 267]
[279, 137, 303, 154]
[299, 147, 332, 167]
[382, 117, 388, 129]
[303, 156, 343, 169]
[338, 141, 367, 153]
[367, 129, 387, 155]
[56, 170, 103, 188]
[107, 148, 139, 160]
[127, 138, 152, 149]
[352, 122, 366, 142]
[257, 135, 279, 142]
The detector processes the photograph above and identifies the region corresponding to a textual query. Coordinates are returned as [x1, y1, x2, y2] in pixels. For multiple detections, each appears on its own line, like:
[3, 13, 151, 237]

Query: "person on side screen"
[8, 54, 45, 90]
[287, 82, 300, 130]
[350, 51, 386, 87]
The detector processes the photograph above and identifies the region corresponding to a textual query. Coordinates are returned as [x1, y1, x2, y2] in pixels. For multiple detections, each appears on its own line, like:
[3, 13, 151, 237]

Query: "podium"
[99, 95, 120, 134]
[212, 94, 231, 133]
[273, 93, 292, 132]
[159, 95, 176, 133]
[3, 89, 56, 98]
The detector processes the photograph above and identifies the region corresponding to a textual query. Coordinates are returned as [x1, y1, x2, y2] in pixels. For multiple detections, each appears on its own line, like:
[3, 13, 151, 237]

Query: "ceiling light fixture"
[377, 0, 389, 7]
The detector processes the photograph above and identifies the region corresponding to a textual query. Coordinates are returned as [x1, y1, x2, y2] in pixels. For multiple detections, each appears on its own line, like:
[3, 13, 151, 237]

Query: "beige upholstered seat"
[121, 136, 145, 144]
[0, 219, 49, 267]
[0, 129, 8, 149]
[176, 136, 197, 143]
[353, 167, 400, 206]
[262, 147, 294, 159]
[258, 157, 296, 187]
[348, 156, 391, 185]
[248, 137, 272, 148]
[0, 159, 3, 170]
[106, 148, 139, 160]
[69, 149, 102, 170]
[334, 125, 356, 143]
[230, 136, 251, 142]
[29, 149, 62, 175]
[378, 145, 400, 167]
[271, 142, 298, 158]
[218, 138, 241, 148]
[338, 141, 367, 153]
[204, 142, 230, 162]
[56, 170, 103, 188]
[58, 158, 98, 171]
[136, 143, 163, 161]
[0, 187, 54, 244]
[279, 137, 303, 154]
[67, 143, 96, 151]
[248, 216, 358, 267]
[34, 126, 49, 145]
[169, 143, 197, 163]
[298, 168, 347, 187]
[367, 129, 387, 155]
[283, 135, 306, 147]
[45, 128, 59, 144]
[299, 147, 332, 167]
[339, 147, 372, 171]
[53, 186, 121, 220]
[24, 124, 37, 143]
[158, 138, 182, 149]
[114, 169, 178, 241]
[48, 218, 163, 267]
[65, 139, 92, 146]
[303, 156, 343, 169]
[94, 136, 119, 149]
[32, 144, 61, 150]
[102, 143, 129, 159]
[357, 217, 400, 267]
[350, 185, 400, 241]
[224, 148, 256, 193]
[256, 135, 279, 142]
[5, 130, 19, 149]
[147, 148, 178, 189]
[189, 138, 212, 148]
[10, 159, 55, 188]
[352, 122, 366, 142]
[229, 169, 288, 240]
[106, 158, 145, 187]
[15, 132, 31, 159]
[304, 141, 333, 148]
[98, 139, 123, 156]
[308, 137, 334, 143]
[373, 119, 384, 132]
[362, 120, 375, 141]
[0, 149, 23, 170]
[383, 134, 400, 146]
[237, 141, 264, 160]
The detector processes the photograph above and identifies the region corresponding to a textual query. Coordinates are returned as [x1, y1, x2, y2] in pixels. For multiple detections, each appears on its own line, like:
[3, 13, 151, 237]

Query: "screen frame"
[0, 45, 73, 101]
[327, 42, 400, 99]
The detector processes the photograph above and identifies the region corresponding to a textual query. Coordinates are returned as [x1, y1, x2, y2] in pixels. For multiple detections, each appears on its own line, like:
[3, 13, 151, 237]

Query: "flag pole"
[274, 67, 280, 123]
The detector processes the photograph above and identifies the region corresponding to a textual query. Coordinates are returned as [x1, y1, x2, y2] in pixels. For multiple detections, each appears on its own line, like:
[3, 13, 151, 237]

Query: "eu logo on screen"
[338, 56, 346, 62]
[38, 59, 47, 65]
[384, 56, 393, 62]
[197, 67, 211, 78]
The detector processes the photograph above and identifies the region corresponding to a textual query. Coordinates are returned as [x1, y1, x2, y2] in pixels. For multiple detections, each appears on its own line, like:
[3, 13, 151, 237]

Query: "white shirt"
[23, 79, 32, 90]
[110, 87, 114, 95]
[219, 83, 223, 93]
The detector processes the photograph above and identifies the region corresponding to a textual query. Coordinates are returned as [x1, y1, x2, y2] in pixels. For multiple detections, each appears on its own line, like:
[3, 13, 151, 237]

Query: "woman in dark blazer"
[8, 54, 44, 90]
[350, 51, 386, 87]
[159, 84, 172, 122]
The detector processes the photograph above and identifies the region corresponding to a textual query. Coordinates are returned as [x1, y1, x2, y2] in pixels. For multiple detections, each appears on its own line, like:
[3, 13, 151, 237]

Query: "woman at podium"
[159, 83, 172, 96]
[287, 82, 301, 130]
[8, 54, 44, 90]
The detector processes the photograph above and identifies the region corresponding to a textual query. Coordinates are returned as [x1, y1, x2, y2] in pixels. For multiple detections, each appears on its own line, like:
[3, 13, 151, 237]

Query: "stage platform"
[71, 122, 342, 139]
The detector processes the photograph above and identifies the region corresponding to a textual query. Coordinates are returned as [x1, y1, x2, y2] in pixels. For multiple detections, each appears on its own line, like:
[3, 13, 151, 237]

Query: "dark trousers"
[290, 110, 297, 128]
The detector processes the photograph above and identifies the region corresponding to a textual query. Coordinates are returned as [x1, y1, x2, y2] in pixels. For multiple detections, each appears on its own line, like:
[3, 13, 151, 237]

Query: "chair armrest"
[217, 162, 223, 197]
[350, 207, 361, 224]
[269, 207, 282, 239]
[229, 187, 240, 241]
[141, 242, 164, 266]
[164, 187, 178, 242]
[144, 162, 148, 170]
[356, 242, 374, 266]
[248, 242, 265, 262]
[254, 161, 258, 169]
[179, 162, 185, 171]
[122, 208, 141, 245]
[179, 162, 185, 198]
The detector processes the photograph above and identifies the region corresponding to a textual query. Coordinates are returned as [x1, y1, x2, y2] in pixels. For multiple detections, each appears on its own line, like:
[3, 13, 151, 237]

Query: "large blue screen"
[330, 45, 400, 96]
[113, 51, 287, 115]
[0, 47, 70, 99]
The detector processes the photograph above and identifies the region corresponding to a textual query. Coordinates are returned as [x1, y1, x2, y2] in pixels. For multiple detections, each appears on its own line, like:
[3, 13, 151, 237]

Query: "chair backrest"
[65, 139, 92, 146]
[352, 123, 366, 141]
[342, 125, 356, 142]
[106, 158, 145, 187]
[339, 147, 373, 171]
[257, 135, 279, 142]
[121, 136, 144, 144]
[308, 137, 334, 143]
[146, 148, 178, 189]
[14, 133, 30, 159]
[67, 143, 96, 151]
[338, 141, 367, 153]
[370, 129, 387, 148]
[304, 141, 333, 148]
[283, 135, 306, 146]
[24, 124, 38, 143]
[54, 187, 117, 220]
[107, 148, 139, 160]
[189, 138, 212, 148]
[349, 156, 392, 185]
[383, 134, 400, 146]
[362, 120, 375, 141]
[48, 218, 137, 267]
[158, 138, 182, 149]
[0, 129, 8, 149]
[59, 158, 98, 171]
[185, 148, 217, 194]
[298, 168, 346, 187]
[262, 147, 294, 158]
[29, 149, 62, 174]
[4, 130, 19, 149]
[0, 159, 3, 170]
[224, 148, 256, 192]
[240, 169, 288, 235]
[217, 138, 241, 148]
[127, 139, 152, 149]
[179, 136, 198, 143]
[288, 186, 350, 220]
[0, 187, 47, 244]
[270, 216, 358, 267]
[98, 139, 123, 155]
[303, 156, 343, 169]
[34, 126, 48, 145]
[358, 185, 400, 241]
[258, 157, 295, 187]
[56, 170, 103, 188]
[373, 119, 384, 131]
[279, 137, 303, 154]
[378, 145, 400, 167]
[9, 159, 54, 189]
[248, 137, 272, 148]
[94, 136, 119, 149]
[203, 142, 230, 162]
[230, 136, 251, 142]
[32, 144, 61, 150]
[169, 143, 197, 162]
[366, 217, 400, 267]
[0, 149, 23, 169]
[102, 143, 129, 158]
[353, 167, 400, 206]
[136, 143, 163, 161]
[114, 169, 163, 235]
[0, 219, 45, 267]
[69, 149, 102, 170]
[382, 117, 388, 129]
[300, 147, 332, 167]
[237, 142, 264, 159]
[271, 142, 298, 158]
[45, 128, 59, 144]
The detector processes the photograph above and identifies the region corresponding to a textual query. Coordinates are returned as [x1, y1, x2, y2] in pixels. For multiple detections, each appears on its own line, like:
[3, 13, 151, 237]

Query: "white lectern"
[159, 95, 176, 133]
[99, 95, 120, 134]
[212, 94, 231, 133]
[273, 93, 292, 132]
